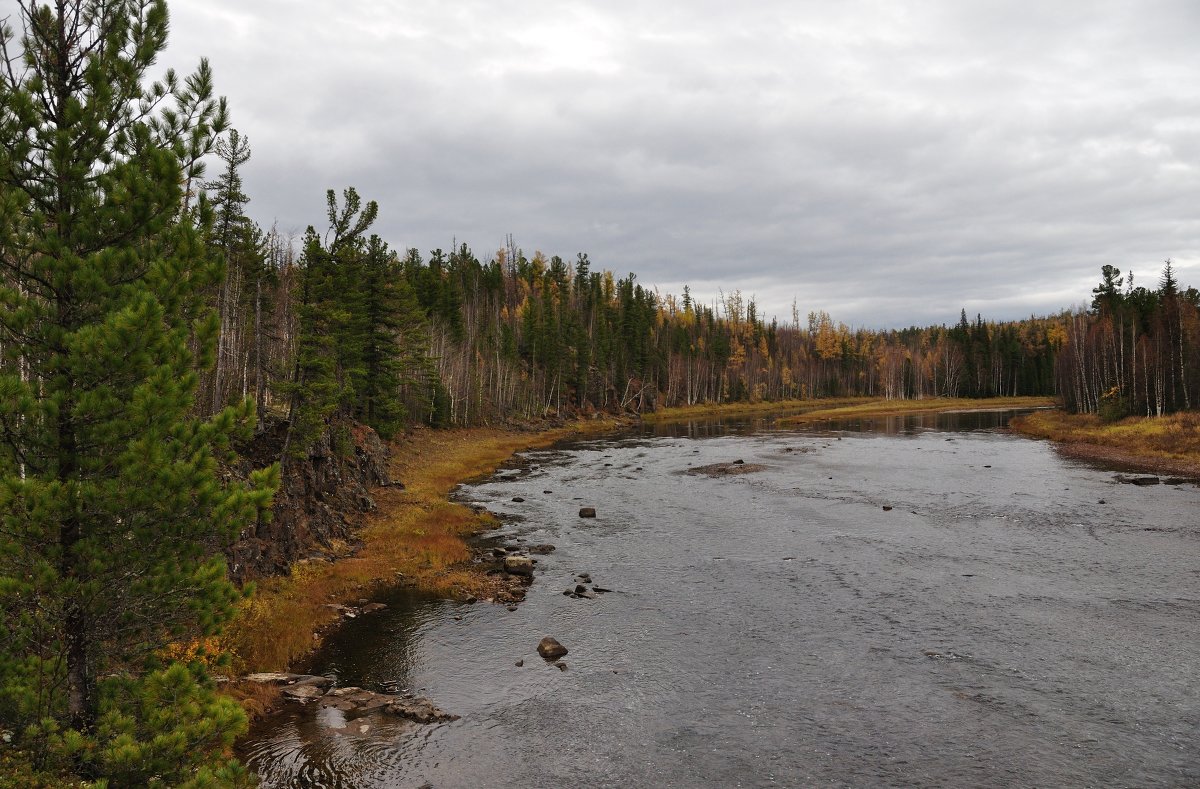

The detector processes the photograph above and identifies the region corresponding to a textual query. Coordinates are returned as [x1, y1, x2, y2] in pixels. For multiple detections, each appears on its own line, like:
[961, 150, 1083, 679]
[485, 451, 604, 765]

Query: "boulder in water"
[537, 636, 568, 660]
[504, 555, 534, 576]
[385, 697, 460, 723]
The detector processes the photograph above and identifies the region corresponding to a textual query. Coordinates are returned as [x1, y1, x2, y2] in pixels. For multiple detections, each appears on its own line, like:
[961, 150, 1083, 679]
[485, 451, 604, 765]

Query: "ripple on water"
[242, 412, 1200, 788]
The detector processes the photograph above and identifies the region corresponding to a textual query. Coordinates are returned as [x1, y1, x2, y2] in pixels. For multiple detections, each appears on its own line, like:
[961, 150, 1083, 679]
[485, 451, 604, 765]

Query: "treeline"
[1058, 262, 1200, 418]
[197, 161, 1068, 437]
[393, 254, 1067, 416]
[199, 130, 1200, 443]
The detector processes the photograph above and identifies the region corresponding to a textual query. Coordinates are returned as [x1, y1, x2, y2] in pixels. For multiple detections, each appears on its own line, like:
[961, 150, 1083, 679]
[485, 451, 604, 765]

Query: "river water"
[240, 411, 1200, 787]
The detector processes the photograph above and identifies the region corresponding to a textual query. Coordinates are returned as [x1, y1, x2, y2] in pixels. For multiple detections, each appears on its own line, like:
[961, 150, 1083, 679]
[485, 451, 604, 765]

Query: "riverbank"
[641, 396, 877, 422]
[1010, 409, 1200, 477]
[646, 395, 1056, 426]
[773, 395, 1055, 425]
[223, 418, 626, 684]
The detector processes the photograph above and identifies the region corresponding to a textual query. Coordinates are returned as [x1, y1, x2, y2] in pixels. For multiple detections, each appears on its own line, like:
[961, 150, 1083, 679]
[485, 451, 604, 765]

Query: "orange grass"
[1011, 409, 1200, 473]
[642, 396, 877, 423]
[646, 396, 1054, 426]
[771, 396, 1055, 425]
[221, 678, 288, 720]
[223, 419, 623, 673]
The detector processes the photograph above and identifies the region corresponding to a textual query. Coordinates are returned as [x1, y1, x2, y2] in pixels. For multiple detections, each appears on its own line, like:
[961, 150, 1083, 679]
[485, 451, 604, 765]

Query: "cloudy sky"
[163, 0, 1200, 328]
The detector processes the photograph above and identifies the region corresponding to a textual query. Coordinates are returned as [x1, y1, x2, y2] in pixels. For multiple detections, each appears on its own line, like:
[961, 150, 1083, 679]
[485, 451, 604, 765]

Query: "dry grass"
[1011, 409, 1200, 474]
[222, 419, 624, 673]
[770, 396, 1056, 425]
[221, 678, 289, 721]
[643, 396, 878, 423]
[691, 393, 1056, 424]
[646, 396, 1054, 426]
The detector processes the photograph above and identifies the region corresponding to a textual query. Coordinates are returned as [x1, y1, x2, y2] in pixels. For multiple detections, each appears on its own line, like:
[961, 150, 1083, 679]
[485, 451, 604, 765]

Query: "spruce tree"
[356, 235, 430, 438]
[0, 1, 275, 782]
[282, 188, 377, 458]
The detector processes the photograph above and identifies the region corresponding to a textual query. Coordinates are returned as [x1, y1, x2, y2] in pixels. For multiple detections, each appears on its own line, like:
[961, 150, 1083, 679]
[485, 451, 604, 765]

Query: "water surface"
[242, 411, 1200, 787]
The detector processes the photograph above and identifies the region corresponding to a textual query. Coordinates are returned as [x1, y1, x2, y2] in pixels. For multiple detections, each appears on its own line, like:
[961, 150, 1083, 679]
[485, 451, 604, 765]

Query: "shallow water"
[241, 411, 1200, 787]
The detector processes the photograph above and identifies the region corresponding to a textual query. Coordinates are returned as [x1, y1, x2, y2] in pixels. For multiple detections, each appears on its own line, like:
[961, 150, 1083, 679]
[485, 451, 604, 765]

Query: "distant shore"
[651, 395, 1200, 478]
[645, 395, 1055, 425]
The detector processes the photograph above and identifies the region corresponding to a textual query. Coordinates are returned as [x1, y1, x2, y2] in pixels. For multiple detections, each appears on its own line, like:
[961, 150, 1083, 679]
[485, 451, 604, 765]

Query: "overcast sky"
[162, 0, 1200, 328]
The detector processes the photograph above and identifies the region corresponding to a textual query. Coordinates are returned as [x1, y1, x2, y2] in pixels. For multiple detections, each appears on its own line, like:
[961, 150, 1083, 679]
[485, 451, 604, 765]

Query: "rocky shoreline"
[233, 503, 603, 721]
[241, 672, 460, 727]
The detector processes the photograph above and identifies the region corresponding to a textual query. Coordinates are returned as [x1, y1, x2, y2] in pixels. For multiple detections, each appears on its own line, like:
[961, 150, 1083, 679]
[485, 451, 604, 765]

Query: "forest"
[196, 183, 1198, 431]
[1, 1, 1198, 787]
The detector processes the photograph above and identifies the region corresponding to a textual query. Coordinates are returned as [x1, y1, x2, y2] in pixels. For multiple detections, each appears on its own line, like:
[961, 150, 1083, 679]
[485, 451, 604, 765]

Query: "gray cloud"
[164, 0, 1200, 328]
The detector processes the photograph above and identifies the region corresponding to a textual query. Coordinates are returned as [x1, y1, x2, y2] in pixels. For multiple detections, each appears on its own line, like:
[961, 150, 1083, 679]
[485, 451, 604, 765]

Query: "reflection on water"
[242, 409, 1200, 788]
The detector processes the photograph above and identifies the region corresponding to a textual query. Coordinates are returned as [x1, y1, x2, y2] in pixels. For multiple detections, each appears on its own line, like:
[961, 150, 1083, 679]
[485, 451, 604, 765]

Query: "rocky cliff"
[227, 418, 395, 583]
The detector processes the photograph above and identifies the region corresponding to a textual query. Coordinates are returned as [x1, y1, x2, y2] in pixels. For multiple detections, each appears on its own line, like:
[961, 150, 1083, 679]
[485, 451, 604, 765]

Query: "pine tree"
[0, 1, 275, 781]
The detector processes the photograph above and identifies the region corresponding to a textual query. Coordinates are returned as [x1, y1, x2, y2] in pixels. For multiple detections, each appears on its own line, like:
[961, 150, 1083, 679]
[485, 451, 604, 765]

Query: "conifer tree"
[0, 1, 275, 782]
[283, 187, 377, 457]
[356, 234, 431, 437]
[203, 128, 262, 415]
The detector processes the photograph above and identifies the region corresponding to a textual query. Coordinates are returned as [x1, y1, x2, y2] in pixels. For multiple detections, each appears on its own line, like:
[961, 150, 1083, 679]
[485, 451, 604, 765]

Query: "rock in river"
[504, 555, 535, 576]
[317, 687, 459, 722]
[537, 636, 569, 660]
[579, 507, 597, 518]
[1115, 474, 1161, 486]
[687, 462, 766, 477]
[282, 684, 326, 704]
[247, 672, 333, 691]
[386, 697, 460, 724]
[320, 687, 394, 715]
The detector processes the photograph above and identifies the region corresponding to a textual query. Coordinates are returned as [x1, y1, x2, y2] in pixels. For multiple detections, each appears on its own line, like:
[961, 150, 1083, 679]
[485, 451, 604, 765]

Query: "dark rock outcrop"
[226, 417, 393, 583]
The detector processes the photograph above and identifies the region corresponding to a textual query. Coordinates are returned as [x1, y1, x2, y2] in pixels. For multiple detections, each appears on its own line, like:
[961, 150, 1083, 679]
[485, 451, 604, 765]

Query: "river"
[240, 410, 1200, 787]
